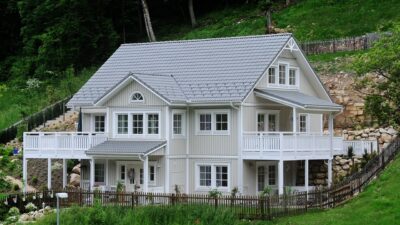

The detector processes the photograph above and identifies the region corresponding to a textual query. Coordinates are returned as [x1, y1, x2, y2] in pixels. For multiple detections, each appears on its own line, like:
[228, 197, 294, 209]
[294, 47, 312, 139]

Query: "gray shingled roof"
[86, 141, 166, 156]
[255, 89, 342, 110]
[68, 34, 292, 106]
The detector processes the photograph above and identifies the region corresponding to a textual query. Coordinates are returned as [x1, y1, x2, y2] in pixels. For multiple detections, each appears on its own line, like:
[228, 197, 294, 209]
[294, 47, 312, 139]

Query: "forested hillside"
[1, 0, 400, 130]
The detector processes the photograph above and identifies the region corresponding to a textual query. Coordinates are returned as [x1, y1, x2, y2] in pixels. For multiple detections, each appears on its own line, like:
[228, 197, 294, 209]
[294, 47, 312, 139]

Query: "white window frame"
[266, 61, 300, 89]
[195, 109, 230, 135]
[94, 162, 105, 184]
[195, 162, 230, 192]
[172, 110, 186, 138]
[116, 161, 157, 186]
[298, 113, 310, 133]
[255, 110, 280, 132]
[256, 161, 278, 192]
[113, 110, 161, 139]
[90, 114, 107, 133]
[130, 91, 145, 103]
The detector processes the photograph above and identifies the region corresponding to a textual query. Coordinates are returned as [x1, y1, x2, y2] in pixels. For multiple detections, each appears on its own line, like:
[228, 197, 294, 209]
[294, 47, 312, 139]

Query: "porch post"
[90, 158, 95, 190]
[62, 159, 67, 188]
[105, 159, 109, 186]
[143, 156, 149, 193]
[292, 107, 297, 132]
[23, 157, 27, 193]
[278, 160, 284, 195]
[305, 160, 309, 193]
[328, 159, 332, 187]
[328, 112, 334, 157]
[47, 158, 52, 190]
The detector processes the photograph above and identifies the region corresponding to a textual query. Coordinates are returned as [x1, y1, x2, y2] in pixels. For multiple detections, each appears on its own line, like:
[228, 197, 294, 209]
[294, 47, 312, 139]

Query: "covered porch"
[81, 140, 167, 193]
[243, 159, 332, 195]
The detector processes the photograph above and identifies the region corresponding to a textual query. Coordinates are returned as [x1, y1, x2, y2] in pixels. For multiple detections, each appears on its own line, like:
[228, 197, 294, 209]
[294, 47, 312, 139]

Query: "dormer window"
[131, 92, 144, 103]
[267, 62, 299, 88]
[279, 64, 286, 84]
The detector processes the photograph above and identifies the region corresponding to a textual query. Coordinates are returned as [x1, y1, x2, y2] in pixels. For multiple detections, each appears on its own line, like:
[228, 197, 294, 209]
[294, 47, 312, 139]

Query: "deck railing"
[23, 132, 108, 159]
[242, 132, 343, 159]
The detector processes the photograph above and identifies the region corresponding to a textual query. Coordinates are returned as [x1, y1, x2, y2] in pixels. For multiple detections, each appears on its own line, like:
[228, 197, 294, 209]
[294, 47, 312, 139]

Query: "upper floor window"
[267, 62, 299, 88]
[115, 112, 160, 136]
[172, 111, 186, 137]
[94, 115, 105, 132]
[196, 110, 230, 135]
[131, 92, 144, 103]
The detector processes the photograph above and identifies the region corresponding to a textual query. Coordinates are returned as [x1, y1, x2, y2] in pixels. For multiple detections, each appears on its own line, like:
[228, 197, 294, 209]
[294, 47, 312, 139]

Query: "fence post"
[214, 197, 218, 209]
[305, 192, 308, 212]
[131, 193, 134, 208]
[259, 197, 265, 219]
[381, 152, 385, 170]
[267, 196, 271, 220]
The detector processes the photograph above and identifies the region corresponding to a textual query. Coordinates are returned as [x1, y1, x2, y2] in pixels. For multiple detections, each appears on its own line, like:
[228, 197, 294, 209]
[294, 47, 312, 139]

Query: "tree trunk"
[188, 0, 197, 27]
[286, 0, 290, 6]
[141, 0, 156, 42]
[266, 9, 272, 34]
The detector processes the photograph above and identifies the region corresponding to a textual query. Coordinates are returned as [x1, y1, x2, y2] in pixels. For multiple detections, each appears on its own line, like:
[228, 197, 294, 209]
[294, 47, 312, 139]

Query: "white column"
[105, 159, 109, 186]
[292, 107, 297, 132]
[23, 157, 27, 193]
[328, 159, 332, 187]
[328, 112, 334, 157]
[278, 160, 284, 195]
[62, 159, 67, 188]
[143, 156, 149, 193]
[90, 158, 95, 190]
[237, 105, 243, 194]
[305, 160, 309, 193]
[185, 107, 190, 194]
[165, 106, 170, 193]
[47, 158, 52, 190]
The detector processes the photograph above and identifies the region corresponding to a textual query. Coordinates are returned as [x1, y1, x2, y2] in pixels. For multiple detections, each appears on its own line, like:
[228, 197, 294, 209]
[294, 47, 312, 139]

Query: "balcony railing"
[242, 132, 343, 160]
[23, 132, 108, 159]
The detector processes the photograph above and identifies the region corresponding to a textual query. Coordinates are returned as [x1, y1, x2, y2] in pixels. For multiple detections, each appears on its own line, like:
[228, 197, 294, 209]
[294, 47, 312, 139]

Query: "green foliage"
[35, 205, 238, 225]
[0, 171, 11, 192]
[273, 0, 400, 41]
[353, 24, 400, 128]
[347, 146, 354, 159]
[7, 207, 19, 217]
[31, 176, 38, 185]
[260, 186, 272, 197]
[208, 189, 222, 198]
[25, 202, 37, 212]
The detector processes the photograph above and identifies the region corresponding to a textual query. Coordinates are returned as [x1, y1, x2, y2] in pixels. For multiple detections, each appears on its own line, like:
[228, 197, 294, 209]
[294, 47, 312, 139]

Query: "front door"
[125, 164, 143, 192]
[257, 111, 279, 132]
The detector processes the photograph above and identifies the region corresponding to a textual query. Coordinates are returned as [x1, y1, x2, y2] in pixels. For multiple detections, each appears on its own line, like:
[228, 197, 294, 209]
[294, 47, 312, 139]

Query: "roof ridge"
[132, 72, 172, 77]
[121, 33, 293, 47]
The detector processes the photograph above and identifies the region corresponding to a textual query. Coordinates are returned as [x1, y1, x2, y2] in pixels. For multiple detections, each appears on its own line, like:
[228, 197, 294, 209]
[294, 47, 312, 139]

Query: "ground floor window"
[257, 163, 277, 192]
[95, 163, 105, 183]
[197, 163, 229, 190]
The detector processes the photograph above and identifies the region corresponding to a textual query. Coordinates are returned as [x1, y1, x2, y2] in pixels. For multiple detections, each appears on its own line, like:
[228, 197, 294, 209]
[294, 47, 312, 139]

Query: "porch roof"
[86, 141, 166, 156]
[254, 89, 342, 111]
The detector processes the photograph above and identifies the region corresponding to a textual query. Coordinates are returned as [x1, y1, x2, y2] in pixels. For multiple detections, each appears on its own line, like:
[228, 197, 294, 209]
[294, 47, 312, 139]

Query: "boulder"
[19, 214, 32, 222]
[69, 173, 80, 187]
[339, 159, 347, 165]
[342, 164, 350, 170]
[316, 173, 326, 179]
[387, 127, 398, 136]
[314, 179, 326, 185]
[72, 164, 81, 175]
[380, 133, 392, 143]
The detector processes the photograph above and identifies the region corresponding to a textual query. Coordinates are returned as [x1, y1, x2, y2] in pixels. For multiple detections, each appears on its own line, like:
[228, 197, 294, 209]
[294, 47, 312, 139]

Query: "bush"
[12, 184, 20, 192]
[25, 202, 38, 212]
[32, 176, 38, 185]
[7, 207, 20, 217]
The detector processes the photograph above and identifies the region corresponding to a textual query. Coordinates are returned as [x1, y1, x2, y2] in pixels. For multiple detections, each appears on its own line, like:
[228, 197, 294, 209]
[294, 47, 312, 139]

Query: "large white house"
[23, 34, 375, 195]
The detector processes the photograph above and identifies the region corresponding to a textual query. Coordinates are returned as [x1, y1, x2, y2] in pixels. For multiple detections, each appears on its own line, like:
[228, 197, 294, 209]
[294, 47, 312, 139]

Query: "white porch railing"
[242, 132, 343, 160]
[342, 140, 378, 155]
[23, 132, 108, 159]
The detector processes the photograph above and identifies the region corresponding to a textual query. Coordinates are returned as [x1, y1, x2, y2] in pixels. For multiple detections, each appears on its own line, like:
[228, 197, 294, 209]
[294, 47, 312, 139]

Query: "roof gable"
[67, 34, 292, 107]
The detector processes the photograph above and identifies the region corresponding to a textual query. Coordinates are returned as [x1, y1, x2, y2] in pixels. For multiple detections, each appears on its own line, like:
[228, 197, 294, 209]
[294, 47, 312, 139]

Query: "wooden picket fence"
[1, 136, 399, 220]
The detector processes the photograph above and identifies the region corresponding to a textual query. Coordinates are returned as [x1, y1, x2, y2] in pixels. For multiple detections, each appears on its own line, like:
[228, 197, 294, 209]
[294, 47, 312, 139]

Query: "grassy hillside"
[261, 155, 400, 225]
[2, 0, 400, 131]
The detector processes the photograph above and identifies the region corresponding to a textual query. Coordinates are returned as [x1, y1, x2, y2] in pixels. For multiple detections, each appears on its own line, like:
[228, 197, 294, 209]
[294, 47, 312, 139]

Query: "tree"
[188, 0, 197, 28]
[0, 84, 6, 98]
[259, 0, 273, 34]
[141, 0, 156, 42]
[353, 25, 400, 128]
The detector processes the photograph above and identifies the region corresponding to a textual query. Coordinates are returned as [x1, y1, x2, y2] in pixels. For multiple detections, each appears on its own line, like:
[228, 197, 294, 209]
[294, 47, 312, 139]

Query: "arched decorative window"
[131, 92, 144, 103]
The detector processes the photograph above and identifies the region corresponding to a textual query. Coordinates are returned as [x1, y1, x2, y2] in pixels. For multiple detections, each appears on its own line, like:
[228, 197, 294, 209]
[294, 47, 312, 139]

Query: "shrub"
[347, 146, 354, 159]
[208, 189, 222, 198]
[32, 176, 38, 185]
[25, 202, 38, 212]
[260, 186, 272, 197]
[8, 207, 20, 217]
[12, 184, 20, 192]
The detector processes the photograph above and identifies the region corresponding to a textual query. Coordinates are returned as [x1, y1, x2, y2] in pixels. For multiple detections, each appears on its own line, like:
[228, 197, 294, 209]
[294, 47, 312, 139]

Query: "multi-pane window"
[289, 68, 297, 85]
[149, 166, 155, 182]
[95, 163, 105, 183]
[215, 166, 228, 187]
[299, 114, 308, 132]
[279, 64, 286, 84]
[132, 114, 143, 134]
[268, 165, 276, 185]
[173, 114, 183, 135]
[257, 114, 265, 132]
[268, 67, 276, 84]
[199, 165, 212, 187]
[117, 114, 128, 134]
[147, 114, 159, 134]
[120, 165, 125, 180]
[140, 169, 143, 185]
[199, 114, 212, 131]
[268, 114, 277, 131]
[215, 113, 228, 131]
[94, 115, 105, 132]
[257, 166, 265, 191]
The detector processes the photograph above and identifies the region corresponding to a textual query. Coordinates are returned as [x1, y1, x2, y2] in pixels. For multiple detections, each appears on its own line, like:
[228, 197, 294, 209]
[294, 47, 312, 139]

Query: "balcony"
[23, 132, 108, 159]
